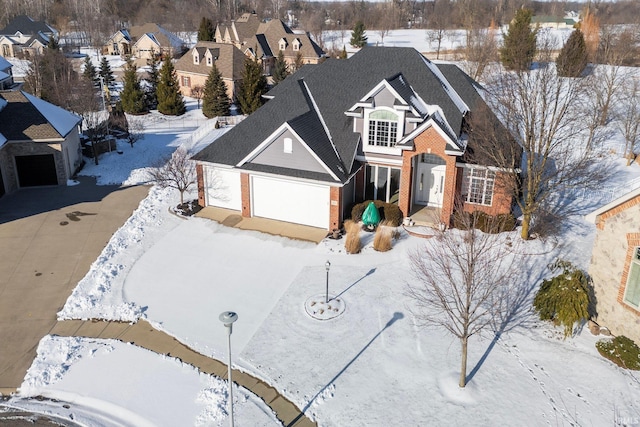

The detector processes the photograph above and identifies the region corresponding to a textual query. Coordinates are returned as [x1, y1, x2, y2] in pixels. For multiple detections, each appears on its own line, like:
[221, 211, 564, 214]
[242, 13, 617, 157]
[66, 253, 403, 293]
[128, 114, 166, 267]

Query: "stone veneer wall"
[589, 199, 640, 344]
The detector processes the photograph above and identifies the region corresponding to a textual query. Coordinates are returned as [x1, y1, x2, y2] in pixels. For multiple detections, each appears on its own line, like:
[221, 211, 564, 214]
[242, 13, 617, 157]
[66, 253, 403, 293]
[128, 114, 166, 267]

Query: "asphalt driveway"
[0, 177, 149, 395]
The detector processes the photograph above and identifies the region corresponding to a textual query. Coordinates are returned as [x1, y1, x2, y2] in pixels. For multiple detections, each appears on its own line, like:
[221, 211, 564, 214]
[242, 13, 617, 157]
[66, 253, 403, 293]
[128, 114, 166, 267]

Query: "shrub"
[351, 200, 402, 227]
[452, 211, 516, 233]
[596, 336, 640, 370]
[533, 260, 595, 338]
[373, 220, 395, 252]
[344, 219, 361, 254]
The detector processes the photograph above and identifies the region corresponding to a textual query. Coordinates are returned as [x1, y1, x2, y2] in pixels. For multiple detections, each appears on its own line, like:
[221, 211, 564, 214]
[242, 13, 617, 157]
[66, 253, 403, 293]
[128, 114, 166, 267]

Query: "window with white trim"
[193, 53, 199, 64]
[367, 110, 398, 147]
[365, 165, 401, 203]
[624, 247, 640, 309]
[462, 167, 495, 206]
[293, 39, 301, 51]
[207, 55, 212, 65]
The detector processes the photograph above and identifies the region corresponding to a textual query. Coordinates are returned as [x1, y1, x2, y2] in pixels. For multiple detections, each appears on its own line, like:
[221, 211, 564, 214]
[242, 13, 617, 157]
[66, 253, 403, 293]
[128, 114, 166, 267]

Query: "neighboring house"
[104, 29, 132, 56]
[103, 24, 186, 59]
[586, 188, 640, 344]
[0, 90, 82, 197]
[531, 13, 580, 29]
[0, 56, 15, 89]
[174, 42, 246, 101]
[0, 15, 57, 58]
[215, 13, 325, 75]
[192, 47, 518, 231]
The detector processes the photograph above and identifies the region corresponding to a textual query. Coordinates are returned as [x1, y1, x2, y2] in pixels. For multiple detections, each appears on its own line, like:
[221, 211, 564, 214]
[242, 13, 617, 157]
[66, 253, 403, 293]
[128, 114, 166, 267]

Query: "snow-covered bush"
[596, 336, 640, 370]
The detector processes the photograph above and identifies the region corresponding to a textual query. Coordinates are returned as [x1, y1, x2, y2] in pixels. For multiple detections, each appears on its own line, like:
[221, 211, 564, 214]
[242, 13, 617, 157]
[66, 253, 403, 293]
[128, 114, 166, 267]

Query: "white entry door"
[415, 163, 445, 207]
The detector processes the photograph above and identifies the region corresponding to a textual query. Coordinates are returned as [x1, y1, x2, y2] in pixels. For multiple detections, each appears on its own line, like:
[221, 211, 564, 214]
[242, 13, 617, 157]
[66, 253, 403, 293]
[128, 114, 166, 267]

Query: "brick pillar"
[240, 173, 251, 217]
[440, 156, 458, 226]
[399, 154, 413, 218]
[330, 186, 341, 231]
[196, 164, 205, 207]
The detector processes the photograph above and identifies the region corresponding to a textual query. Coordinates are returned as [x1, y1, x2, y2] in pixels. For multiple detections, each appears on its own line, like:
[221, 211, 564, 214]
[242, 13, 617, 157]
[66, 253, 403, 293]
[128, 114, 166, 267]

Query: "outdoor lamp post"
[325, 260, 331, 303]
[219, 311, 238, 427]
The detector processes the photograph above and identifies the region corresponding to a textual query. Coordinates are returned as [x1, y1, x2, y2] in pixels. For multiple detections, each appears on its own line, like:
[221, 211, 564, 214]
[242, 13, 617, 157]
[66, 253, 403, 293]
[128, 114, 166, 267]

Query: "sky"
[3, 30, 640, 426]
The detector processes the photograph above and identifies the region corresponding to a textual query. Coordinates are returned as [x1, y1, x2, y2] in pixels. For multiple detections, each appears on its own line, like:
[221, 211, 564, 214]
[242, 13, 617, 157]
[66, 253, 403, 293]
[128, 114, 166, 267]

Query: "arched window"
[368, 110, 398, 147]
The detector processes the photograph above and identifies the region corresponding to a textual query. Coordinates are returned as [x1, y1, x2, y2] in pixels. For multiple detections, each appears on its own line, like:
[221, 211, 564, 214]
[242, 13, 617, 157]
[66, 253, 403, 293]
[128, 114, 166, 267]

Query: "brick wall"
[196, 164, 205, 206]
[595, 193, 640, 230]
[330, 186, 341, 231]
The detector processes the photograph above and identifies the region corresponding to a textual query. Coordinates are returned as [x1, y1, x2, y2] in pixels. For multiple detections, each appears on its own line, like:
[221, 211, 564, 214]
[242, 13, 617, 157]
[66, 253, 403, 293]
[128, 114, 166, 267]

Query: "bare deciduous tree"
[406, 212, 521, 388]
[616, 78, 640, 165]
[190, 85, 204, 109]
[484, 38, 610, 239]
[124, 116, 146, 148]
[147, 147, 196, 205]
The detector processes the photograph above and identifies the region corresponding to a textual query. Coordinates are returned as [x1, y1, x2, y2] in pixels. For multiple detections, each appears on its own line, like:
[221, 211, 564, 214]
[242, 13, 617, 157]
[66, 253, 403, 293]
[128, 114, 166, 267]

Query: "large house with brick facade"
[192, 47, 518, 230]
[586, 187, 640, 344]
[0, 90, 82, 197]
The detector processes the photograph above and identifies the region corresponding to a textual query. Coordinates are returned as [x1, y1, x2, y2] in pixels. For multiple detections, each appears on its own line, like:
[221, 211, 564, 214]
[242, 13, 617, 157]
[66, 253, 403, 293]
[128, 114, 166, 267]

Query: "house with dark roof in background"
[192, 47, 519, 231]
[175, 42, 246, 101]
[0, 91, 82, 197]
[0, 15, 57, 58]
[215, 12, 325, 75]
[0, 55, 15, 89]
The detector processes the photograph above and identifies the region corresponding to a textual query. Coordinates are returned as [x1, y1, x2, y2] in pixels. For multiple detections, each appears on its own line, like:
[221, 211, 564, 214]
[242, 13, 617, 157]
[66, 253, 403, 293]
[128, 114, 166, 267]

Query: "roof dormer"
[278, 38, 287, 51]
[292, 38, 301, 51]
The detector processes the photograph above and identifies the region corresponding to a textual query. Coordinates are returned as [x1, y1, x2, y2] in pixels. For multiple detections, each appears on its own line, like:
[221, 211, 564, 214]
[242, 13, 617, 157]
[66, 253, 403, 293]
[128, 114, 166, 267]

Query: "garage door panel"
[16, 154, 57, 187]
[252, 176, 329, 228]
[206, 167, 241, 211]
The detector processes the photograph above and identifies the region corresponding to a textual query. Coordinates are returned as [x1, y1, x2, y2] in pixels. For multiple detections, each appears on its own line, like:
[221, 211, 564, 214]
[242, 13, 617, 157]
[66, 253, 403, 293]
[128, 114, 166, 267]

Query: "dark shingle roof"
[0, 91, 80, 141]
[0, 15, 56, 36]
[193, 47, 505, 182]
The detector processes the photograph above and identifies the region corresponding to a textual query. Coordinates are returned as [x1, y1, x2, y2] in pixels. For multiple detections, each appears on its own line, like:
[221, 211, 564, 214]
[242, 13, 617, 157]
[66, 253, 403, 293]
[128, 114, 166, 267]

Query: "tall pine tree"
[202, 63, 230, 118]
[272, 50, 289, 84]
[156, 56, 186, 116]
[145, 53, 160, 109]
[500, 8, 537, 71]
[556, 28, 588, 77]
[350, 21, 368, 48]
[237, 57, 267, 115]
[82, 55, 98, 88]
[198, 17, 215, 41]
[98, 56, 115, 89]
[120, 60, 147, 114]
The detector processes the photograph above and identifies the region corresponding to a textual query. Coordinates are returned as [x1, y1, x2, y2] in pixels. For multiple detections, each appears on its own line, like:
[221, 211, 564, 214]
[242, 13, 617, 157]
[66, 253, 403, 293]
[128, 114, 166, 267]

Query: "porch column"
[240, 173, 251, 218]
[399, 153, 413, 218]
[196, 164, 205, 207]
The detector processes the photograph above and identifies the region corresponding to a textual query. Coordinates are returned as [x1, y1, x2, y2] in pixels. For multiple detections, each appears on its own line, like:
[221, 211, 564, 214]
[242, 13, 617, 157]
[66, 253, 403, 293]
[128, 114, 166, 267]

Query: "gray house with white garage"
[192, 47, 518, 231]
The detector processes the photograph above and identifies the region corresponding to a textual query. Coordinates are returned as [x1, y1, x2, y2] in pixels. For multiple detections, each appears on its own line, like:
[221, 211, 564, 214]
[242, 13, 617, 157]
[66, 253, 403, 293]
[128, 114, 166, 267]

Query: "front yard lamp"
[219, 311, 238, 427]
[325, 260, 331, 303]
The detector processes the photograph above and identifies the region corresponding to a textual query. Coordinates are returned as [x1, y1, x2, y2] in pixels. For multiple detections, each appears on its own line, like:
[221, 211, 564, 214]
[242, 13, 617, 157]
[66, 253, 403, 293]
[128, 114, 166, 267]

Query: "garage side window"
[624, 247, 640, 309]
[283, 138, 293, 154]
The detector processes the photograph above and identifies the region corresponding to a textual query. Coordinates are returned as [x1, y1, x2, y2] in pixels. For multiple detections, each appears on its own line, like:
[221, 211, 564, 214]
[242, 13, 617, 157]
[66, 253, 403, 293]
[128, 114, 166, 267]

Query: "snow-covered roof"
[0, 55, 11, 71]
[0, 70, 9, 81]
[23, 91, 81, 137]
[585, 186, 640, 223]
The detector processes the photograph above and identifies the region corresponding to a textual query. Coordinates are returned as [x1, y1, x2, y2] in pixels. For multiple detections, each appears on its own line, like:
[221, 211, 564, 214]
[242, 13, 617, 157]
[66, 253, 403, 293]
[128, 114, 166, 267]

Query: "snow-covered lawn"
[4, 85, 640, 426]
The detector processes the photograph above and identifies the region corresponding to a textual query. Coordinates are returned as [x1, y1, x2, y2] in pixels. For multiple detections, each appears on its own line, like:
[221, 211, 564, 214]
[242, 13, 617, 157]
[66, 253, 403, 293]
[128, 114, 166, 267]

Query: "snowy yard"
[4, 41, 640, 425]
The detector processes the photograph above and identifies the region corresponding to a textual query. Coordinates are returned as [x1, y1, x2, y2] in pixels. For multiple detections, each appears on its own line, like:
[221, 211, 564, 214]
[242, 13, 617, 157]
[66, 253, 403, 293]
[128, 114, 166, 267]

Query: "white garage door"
[252, 176, 330, 228]
[205, 167, 242, 211]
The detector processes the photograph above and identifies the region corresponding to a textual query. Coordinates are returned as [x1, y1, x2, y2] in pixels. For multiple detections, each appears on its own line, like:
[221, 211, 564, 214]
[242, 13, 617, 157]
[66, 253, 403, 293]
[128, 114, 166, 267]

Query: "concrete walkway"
[196, 207, 329, 244]
[49, 320, 315, 427]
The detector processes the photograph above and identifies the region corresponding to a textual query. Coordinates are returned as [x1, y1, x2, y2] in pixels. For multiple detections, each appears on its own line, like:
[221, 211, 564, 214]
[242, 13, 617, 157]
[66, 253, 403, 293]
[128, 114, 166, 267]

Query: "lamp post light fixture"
[219, 311, 238, 427]
[325, 260, 331, 303]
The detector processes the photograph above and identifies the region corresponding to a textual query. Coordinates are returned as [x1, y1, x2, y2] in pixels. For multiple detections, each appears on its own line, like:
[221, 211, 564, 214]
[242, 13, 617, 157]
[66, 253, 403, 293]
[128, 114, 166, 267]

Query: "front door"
[415, 162, 445, 207]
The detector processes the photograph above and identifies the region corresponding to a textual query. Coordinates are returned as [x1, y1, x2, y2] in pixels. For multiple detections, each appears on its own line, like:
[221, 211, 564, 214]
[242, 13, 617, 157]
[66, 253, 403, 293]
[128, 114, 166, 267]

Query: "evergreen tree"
[556, 28, 588, 77]
[198, 17, 215, 41]
[98, 56, 115, 89]
[500, 8, 537, 71]
[202, 63, 230, 118]
[339, 45, 348, 59]
[145, 53, 160, 110]
[82, 55, 98, 88]
[350, 21, 368, 48]
[120, 61, 147, 114]
[237, 57, 267, 115]
[272, 50, 289, 84]
[156, 56, 186, 116]
[292, 51, 304, 72]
